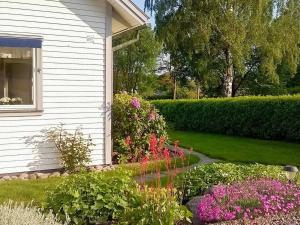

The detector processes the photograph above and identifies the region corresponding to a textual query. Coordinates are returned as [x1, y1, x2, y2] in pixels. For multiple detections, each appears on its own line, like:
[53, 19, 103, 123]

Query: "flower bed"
[197, 179, 300, 223]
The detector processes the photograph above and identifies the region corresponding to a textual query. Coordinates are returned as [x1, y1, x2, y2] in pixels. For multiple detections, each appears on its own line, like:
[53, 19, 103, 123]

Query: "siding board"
[0, 0, 107, 174]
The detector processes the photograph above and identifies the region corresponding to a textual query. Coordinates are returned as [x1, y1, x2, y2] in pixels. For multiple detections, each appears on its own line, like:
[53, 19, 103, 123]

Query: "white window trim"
[0, 47, 43, 116]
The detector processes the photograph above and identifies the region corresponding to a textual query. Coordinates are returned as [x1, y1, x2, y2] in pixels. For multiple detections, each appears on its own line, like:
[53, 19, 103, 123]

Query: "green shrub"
[0, 202, 62, 225]
[152, 95, 300, 142]
[175, 163, 288, 202]
[40, 124, 94, 172]
[112, 93, 167, 162]
[119, 187, 192, 225]
[44, 169, 137, 225]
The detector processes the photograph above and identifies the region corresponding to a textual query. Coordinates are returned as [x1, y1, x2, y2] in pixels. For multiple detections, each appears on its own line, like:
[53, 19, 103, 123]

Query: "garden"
[0, 93, 300, 225]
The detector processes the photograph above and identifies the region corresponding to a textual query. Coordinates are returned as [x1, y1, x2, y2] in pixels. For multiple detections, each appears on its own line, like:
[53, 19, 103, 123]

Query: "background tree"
[113, 28, 161, 97]
[154, 0, 300, 97]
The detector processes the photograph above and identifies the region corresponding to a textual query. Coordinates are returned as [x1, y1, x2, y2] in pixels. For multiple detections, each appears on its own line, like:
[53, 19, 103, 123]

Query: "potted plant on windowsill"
[0, 97, 22, 105]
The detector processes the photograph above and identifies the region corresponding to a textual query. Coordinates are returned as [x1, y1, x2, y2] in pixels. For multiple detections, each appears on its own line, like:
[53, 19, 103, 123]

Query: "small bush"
[41, 124, 94, 172]
[197, 179, 300, 223]
[119, 187, 192, 225]
[175, 163, 288, 202]
[44, 169, 137, 225]
[112, 93, 167, 162]
[0, 202, 62, 225]
[152, 95, 300, 142]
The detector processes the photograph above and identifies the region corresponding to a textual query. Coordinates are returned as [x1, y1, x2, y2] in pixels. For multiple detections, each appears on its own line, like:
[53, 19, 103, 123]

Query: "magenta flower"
[197, 179, 300, 223]
[131, 97, 141, 109]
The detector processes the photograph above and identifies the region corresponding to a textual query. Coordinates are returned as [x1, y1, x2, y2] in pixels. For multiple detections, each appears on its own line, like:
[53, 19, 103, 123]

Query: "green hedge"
[152, 95, 300, 142]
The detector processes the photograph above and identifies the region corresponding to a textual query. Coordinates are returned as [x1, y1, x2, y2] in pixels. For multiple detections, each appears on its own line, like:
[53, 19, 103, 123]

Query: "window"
[0, 36, 42, 113]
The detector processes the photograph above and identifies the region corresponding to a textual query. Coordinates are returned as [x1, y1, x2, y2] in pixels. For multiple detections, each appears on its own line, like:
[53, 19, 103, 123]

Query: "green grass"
[169, 129, 300, 166]
[0, 177, 62, 205]
[0, 155, 200, 205]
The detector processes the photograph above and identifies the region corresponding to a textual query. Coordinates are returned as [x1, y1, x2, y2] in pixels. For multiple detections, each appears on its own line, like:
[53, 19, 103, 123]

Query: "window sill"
[0, 109, 44, 117]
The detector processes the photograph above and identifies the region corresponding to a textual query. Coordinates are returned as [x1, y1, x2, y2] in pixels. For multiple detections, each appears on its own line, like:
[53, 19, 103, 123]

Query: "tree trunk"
[196, 83, 201, 99]
[223, 49, 234, 97]
[173, 75, 177, 100]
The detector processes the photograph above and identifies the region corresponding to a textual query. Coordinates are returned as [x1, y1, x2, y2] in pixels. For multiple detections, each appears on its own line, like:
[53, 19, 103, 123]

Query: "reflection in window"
[0, 47, 33, 105]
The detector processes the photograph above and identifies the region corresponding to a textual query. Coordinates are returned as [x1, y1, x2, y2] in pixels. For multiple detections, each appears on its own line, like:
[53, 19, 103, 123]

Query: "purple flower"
[131, 97, 141, 109]
[197, 179, 300, 223]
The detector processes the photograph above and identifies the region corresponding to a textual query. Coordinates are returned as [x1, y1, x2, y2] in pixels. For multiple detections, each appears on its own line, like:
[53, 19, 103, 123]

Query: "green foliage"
[112, 93, 167, 162]
[0, 202, 63, 225]
[152, 95, 300, 141]
[44, 170, 137, 225]
[154, 0, 300, 97]
[41, 124, 93, 173]
[119, 187, 192, 225]
[175, 163, 288, 202]
[113, 28, 162, 97]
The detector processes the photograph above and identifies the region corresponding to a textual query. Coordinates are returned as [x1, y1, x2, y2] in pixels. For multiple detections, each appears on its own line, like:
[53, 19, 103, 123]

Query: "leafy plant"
[112, 93, 167, 162]
[198, 179, 300, 223]
[175, 163, 288, 202]
[41, 124, 93, 172]
[44, 169, 137, 225]
[0, 202, 63, 225]
[152, 95, 300, 142]
[119, 187, 192, 225]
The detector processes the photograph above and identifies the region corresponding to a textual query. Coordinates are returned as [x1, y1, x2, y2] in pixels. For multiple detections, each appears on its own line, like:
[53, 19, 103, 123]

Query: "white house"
[0, 0, 148, 175]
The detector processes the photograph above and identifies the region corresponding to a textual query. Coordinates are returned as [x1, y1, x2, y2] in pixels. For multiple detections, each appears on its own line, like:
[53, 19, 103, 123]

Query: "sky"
[132, 0, 156, 27]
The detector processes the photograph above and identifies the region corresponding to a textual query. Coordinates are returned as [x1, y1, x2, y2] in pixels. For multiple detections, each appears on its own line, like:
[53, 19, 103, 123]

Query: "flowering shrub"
[118, 135, 192, 225]
[197, 179, 300, 223]
[112, 93, 167, 162]
[175, 163, 288, 202]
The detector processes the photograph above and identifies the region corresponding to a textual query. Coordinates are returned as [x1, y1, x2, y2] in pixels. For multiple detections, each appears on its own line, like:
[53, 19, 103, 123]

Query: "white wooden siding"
[0, 0, 108, 174]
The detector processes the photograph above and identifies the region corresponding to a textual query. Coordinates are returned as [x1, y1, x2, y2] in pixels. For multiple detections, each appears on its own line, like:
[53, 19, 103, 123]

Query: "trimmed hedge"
[152, 95, 300, 142]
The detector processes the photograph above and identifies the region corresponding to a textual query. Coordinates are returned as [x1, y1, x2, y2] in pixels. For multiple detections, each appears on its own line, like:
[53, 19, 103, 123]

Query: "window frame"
[0, 45, 43, 116]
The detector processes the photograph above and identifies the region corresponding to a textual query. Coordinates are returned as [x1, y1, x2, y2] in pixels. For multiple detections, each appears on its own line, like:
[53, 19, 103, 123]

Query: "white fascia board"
[107, 0, 149, 27]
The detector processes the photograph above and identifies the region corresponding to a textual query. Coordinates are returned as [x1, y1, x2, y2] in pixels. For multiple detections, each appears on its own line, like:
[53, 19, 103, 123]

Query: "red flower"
[149, 134, 158, 155]
[141, 155, 149, 166]
[163, 148, 171, 164]
[178, 149, 185, 159]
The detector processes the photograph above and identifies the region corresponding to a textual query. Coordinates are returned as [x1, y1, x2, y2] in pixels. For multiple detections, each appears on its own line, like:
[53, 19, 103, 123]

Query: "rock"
[49, 172, 61, 177]
[28, 174, 37, 180]
[2, 176, 11, 181]
[61, 172, 69, 177]
[10, 176, 18, 180]
[36, 173, 49, 179]
[95, 165, 103, 171]
[186, 196, 202, 225]
[19, 173, 29, 179]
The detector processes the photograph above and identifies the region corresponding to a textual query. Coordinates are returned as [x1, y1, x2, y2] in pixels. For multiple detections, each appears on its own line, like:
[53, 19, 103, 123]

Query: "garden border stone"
[0, 165, 116, 182]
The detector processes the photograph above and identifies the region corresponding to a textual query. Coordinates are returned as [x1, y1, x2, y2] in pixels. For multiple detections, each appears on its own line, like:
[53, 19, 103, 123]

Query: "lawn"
[0, 155, 199, 205]
[0, 177, 62, 205]
[169, 129, 300, 166]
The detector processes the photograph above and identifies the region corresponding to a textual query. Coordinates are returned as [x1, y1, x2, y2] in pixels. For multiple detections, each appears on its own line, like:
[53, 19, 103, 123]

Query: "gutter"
[112, 24, 149, 51]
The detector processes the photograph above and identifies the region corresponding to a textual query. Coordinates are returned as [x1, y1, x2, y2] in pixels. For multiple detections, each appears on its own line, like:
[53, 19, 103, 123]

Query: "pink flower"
[124, 136, 131, 146]
[131, 97, 141, 109]
[148, 111, 156, 121]
[197, 179, 300, 223]
[178, 149, 185, 159]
